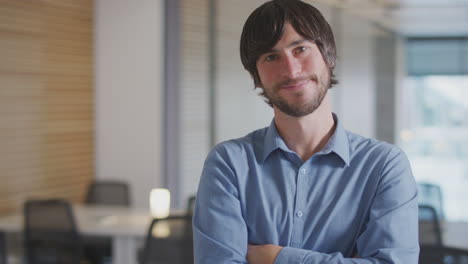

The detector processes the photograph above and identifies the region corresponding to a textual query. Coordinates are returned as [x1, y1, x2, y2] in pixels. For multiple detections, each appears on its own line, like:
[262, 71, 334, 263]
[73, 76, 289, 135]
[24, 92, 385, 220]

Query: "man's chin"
[274, 103, 318, 118]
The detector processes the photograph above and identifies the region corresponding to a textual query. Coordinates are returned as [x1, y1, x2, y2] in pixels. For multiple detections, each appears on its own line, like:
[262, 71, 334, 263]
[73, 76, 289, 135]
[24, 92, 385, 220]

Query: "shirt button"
[300, 168, 306, 174]
[296, 211, 303, 217]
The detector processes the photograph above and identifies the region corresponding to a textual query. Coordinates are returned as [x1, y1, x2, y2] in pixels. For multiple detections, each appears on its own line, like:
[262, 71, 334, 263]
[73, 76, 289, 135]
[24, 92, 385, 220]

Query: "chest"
[238, 154, 380, 252]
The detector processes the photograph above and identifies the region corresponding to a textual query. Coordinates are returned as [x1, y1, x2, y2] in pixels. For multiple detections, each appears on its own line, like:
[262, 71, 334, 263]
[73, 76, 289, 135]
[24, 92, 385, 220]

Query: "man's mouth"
[281, 79, 311, 90]
[281, 75, 319, 90]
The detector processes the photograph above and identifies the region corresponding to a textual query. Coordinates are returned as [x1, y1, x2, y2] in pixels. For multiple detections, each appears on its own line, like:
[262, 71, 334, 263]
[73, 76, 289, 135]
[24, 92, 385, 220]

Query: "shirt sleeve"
[274, 147, 420, 264]
[193, 145, 249, 264]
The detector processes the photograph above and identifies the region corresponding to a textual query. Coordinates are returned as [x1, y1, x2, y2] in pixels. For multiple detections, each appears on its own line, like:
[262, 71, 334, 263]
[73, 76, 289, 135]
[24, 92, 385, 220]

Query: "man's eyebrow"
[265, 39, 309, 53]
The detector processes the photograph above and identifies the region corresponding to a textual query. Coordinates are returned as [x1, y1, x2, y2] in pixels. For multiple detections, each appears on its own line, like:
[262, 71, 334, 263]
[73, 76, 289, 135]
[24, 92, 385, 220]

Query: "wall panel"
[0, 0, 94, 214]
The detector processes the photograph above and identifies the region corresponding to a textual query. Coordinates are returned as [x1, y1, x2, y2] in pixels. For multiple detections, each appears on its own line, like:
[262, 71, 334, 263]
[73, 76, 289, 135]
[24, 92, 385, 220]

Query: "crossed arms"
[193, 146, 419, 264]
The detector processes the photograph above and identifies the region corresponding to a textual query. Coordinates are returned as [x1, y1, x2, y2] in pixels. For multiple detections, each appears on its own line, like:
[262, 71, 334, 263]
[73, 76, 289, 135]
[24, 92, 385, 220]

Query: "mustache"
[276, 75, 318, 88]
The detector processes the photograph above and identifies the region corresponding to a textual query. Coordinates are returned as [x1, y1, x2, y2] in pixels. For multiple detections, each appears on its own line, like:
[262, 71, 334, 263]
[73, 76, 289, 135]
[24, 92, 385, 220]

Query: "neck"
[274, 94, 336, 161]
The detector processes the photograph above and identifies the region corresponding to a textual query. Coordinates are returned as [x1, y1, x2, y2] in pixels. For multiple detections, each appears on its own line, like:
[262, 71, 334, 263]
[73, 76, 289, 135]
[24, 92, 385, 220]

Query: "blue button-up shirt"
[193, 115, 419, 263]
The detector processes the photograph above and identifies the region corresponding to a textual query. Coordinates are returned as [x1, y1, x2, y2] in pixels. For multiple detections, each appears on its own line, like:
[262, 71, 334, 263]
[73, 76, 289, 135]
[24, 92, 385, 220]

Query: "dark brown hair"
[240, 0, 338, 90]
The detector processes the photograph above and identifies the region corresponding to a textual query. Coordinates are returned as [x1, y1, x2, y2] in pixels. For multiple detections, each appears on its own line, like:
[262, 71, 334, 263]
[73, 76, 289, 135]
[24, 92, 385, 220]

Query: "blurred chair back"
[418, 182, 444, 219]
[85, 180, 130, 206]
[420, 245, 468, 264]
[419, 205, 443, 246]
[187, 196, 196, 216]
[84, 180, 130, 263]
[140, 215, 193, 264]
[24, 199, 83, 264]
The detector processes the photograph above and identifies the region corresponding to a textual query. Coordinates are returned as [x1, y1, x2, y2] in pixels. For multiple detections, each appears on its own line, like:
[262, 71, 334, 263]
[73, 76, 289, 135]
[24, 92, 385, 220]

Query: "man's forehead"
[268, 23, 313, 52]
[268, 39, 309, 53]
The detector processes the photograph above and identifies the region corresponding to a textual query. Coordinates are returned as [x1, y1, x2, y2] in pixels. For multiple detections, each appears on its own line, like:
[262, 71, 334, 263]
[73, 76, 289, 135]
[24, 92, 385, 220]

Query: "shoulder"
[200, 127, 269, 186]
[345, 130, 413, 184]
[206, 126, 269, 163]
[346, 131, 415, 188]
[342, 132, 417, 205]
[346, 130, 406, 162]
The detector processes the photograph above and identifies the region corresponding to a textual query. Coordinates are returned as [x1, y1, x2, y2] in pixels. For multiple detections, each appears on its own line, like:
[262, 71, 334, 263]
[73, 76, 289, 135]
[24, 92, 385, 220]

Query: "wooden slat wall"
[0, 0, 94, 214]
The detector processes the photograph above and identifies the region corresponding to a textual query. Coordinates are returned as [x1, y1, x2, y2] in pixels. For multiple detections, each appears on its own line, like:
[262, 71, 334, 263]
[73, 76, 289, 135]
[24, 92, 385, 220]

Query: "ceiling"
[317, 0, 468, 36]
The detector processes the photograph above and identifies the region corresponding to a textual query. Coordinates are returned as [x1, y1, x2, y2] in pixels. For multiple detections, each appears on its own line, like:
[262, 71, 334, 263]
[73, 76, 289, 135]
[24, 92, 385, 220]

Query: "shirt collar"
[261, 113, 350, 166]
[319, 113, 350, 166]
[262, 119, 292, 162]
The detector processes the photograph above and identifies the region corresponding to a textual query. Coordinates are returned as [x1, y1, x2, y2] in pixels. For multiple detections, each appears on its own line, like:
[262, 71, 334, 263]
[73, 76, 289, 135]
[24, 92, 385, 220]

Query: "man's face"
[256, 23, 330, 117]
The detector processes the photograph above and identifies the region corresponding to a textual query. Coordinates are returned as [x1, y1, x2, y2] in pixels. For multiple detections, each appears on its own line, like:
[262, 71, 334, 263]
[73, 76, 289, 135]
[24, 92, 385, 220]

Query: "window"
[399, 38, 468, 221]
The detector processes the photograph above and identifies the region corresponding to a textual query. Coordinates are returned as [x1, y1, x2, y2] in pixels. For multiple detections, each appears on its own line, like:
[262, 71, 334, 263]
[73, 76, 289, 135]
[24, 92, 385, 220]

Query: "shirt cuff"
[274, 247, 309, 264]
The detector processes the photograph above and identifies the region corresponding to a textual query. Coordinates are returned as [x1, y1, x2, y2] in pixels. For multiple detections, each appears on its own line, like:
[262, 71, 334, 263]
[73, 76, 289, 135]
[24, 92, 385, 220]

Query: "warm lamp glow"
[152, 222, 171, 238]
[150, 188, 170, 219]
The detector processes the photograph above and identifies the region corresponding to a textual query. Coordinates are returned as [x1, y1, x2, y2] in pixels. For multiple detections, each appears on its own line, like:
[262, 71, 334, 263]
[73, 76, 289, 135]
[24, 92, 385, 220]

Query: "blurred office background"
[1, 0, 468, 262]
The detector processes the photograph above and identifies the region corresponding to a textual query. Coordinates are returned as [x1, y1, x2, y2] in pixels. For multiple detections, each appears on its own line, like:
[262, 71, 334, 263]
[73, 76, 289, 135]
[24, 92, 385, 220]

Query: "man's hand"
[247, 244, 283, 264]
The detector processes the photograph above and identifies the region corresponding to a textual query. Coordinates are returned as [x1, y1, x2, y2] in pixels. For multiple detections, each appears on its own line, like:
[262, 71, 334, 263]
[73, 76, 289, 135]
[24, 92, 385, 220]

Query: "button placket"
[290, 165, 307, 247]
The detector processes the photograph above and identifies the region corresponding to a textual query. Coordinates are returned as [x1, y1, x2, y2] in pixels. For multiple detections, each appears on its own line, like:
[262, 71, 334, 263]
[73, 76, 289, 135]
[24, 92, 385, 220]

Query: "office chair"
[136, 195, 195, 264]
[187, 196, 196, 216]
[85, 180, 130, 207]
[418, 182, 444, 220]
[24, 199, 86, 264]
[419, 205, 443, 246]
[84, 180, 131, 264]
[140, 215, 193, 264]
[420, 245, 468, 264]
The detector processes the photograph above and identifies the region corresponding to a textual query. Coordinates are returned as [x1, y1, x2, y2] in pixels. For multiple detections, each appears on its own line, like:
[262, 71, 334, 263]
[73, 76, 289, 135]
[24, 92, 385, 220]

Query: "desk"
[0, 205, 183, 264]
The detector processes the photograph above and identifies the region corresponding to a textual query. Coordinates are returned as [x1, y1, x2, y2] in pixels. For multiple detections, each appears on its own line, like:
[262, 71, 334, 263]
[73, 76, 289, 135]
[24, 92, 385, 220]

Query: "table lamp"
[150, 188, 170, 219]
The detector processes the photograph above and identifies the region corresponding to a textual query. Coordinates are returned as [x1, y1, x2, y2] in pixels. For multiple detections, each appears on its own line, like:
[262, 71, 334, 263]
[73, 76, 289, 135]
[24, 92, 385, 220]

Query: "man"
[193, 0, 419, 263]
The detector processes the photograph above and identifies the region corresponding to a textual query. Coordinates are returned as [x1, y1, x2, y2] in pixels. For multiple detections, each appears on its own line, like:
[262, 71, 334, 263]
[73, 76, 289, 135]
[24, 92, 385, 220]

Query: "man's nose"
[281, 55, 301, 79]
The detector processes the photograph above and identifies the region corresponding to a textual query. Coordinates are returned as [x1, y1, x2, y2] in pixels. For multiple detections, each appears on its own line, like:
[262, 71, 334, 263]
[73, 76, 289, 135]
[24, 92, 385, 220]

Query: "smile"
[281, 79, 312, 90]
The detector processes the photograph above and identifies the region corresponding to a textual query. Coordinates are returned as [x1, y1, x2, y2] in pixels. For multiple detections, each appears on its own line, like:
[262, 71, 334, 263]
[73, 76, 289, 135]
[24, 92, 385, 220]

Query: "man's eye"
[295, 46, 307, 54]
[265, 54, 278, 61]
